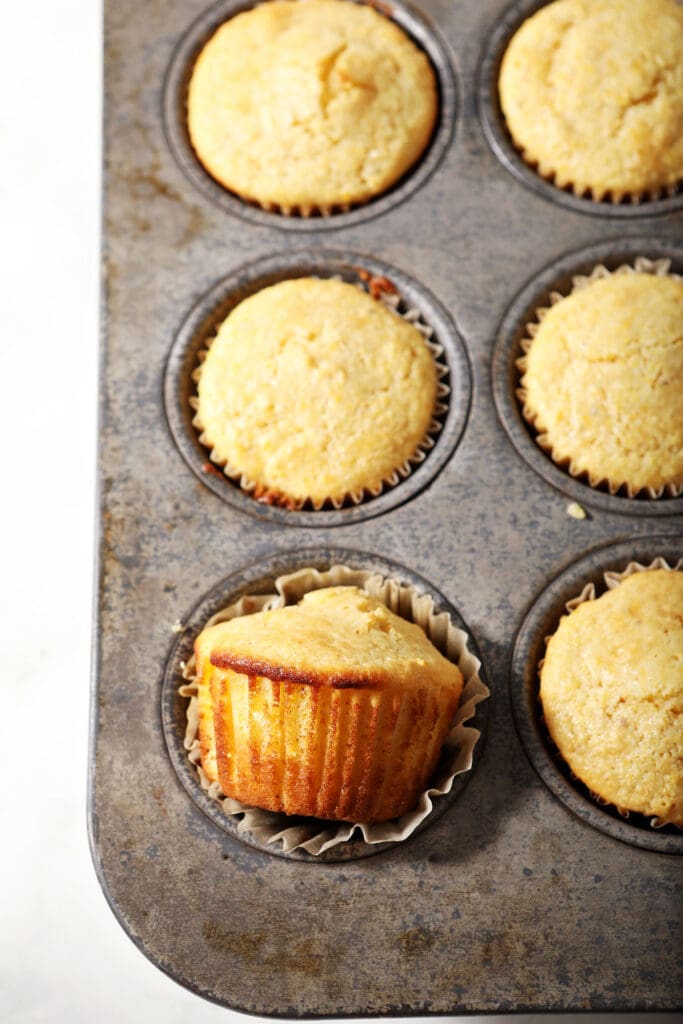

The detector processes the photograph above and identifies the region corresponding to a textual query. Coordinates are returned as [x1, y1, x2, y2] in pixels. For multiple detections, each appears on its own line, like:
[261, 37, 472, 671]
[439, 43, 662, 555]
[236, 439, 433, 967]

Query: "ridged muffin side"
[194, 586, 463, 823]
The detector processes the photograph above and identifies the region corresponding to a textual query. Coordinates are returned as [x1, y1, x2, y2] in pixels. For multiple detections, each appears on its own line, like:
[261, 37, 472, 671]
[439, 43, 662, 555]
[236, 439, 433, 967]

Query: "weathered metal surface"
[91, 0, 683, 1014]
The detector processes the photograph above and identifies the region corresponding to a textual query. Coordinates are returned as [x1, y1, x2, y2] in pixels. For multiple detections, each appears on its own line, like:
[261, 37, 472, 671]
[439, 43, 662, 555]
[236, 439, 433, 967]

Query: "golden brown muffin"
[540, 569, 683, 826]
[194, 586, 464, 822]
[498, 0, 683, 200]
[518, 270, 683, 496]
[187, 0, 437, 211]
[194, 277, 439, 508]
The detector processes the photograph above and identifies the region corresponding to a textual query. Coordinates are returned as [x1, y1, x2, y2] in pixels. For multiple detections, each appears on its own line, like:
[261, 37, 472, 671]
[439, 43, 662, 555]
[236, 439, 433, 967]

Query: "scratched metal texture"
[90, 0, 683, 1015]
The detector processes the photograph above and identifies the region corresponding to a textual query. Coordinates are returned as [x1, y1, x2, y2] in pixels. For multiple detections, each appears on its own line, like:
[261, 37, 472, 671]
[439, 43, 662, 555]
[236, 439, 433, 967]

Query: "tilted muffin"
[194, 277, 439, 508]
[194, 586, 464, 823]
[498, 0, 683, 200]
[187, 0, 437, 211]
[540, 569, 683, 826]
[518, 270, 683, 495]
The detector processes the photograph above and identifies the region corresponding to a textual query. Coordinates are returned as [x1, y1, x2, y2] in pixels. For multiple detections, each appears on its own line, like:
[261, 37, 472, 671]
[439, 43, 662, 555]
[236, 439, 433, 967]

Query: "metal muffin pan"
[91, 0, 683, 1015]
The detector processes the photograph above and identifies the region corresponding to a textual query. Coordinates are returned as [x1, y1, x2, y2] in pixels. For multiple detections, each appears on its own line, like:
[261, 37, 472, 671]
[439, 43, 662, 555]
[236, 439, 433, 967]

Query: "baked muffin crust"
[195, 277, 438, 506]
[519, 271, 683, 494]
[540, 569, 683, 826]
[187, 0, 438, 209]
[499, 0, 683, 199]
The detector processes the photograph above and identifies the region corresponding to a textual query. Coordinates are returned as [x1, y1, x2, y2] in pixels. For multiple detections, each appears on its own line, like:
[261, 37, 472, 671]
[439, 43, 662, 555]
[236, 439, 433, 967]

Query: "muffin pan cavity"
[477, 0, 683, 219]
[162, 0, 457, 230]
[511, 537, 683, 855]
[161, 547, 489, 862]
[492, 237, 683, 516]
[164, 249, 472, 525]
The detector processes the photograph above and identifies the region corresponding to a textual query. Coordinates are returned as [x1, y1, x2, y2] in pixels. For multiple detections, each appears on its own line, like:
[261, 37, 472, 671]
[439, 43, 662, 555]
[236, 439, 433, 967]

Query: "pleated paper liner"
[516, 257, 683, 500]
[179, 564, 489, 856]
[538, 557, 683, 833]
[511, 147, 682, 206]
[191, 271, 450, 511]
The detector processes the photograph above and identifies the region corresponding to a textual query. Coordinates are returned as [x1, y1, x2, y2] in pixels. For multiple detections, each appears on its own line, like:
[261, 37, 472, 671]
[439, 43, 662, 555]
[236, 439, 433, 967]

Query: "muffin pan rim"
[163, 247, 473, 526]
[476, 0, 683, 220]
[491, 235, 683, 517]
[160, 545, 491, 863]
[510, 535, 683, 856]
[161, 0, 458, 231]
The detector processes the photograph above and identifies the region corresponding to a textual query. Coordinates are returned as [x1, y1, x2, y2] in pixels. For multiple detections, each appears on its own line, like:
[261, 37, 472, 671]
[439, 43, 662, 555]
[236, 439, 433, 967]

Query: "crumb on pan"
[566, 502, 587, 520]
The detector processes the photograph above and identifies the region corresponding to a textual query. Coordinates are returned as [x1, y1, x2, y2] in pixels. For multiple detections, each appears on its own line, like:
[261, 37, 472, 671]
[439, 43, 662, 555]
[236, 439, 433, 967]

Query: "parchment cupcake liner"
[179, 564, 489, 856]
[516, 257, 683, 500]
[191, 271, 450, 511]
[539, 557, 683, 831]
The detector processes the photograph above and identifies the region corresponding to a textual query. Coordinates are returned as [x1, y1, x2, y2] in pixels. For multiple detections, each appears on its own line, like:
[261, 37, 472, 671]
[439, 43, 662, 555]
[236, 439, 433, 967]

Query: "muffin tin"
[91, 0, 682, 1015]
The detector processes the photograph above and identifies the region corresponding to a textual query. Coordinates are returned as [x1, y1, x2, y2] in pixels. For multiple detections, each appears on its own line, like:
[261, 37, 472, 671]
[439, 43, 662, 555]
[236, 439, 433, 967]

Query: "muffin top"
[498, 0, 683, 199]
[195, 277, 438, 506]
[540, 569, 683, 826]
[187, 0, 437, 209]
[519, 271, 683, 494]
[196, 586, 463, 695]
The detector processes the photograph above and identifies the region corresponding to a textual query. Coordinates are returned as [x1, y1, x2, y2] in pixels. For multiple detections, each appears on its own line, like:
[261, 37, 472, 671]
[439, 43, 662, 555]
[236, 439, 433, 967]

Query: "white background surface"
[0, 2, 678, 1022]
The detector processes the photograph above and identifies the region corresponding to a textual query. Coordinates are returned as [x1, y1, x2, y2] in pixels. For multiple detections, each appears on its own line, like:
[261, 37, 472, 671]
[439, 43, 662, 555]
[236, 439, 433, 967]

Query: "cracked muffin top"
[187, 0, 437, 210]
[540, 569, 683, 826]
[498, 0, 683, 200]
[193, 277, 438, 508]
[197, 586, 462, 695]
[518, 271, 683, 495]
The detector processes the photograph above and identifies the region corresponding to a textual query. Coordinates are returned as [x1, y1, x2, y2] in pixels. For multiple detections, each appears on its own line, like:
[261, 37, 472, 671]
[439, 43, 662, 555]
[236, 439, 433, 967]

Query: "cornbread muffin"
[498, 0, 683, 200]
[194, 586, 464, 823]
[540, 569, 683, 826]
[187, 0, 438, 210]
[518, 271, 683, 495]
[194, 277, 439, 507]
